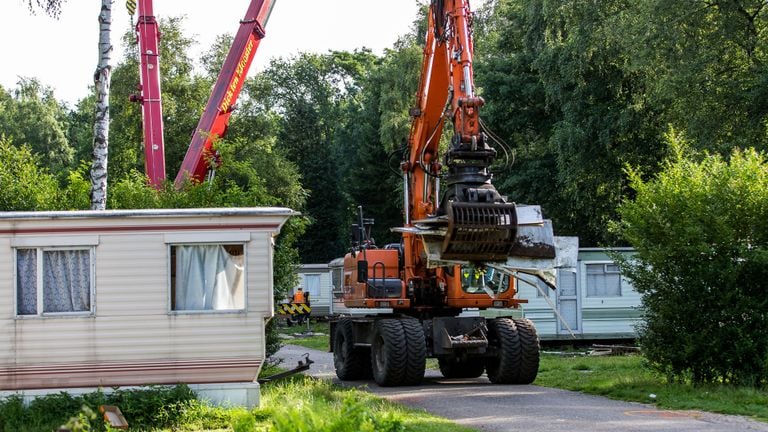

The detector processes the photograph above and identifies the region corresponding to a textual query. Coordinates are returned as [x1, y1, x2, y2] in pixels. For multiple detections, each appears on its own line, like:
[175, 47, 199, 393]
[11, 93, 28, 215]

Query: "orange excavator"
[331, 0, 562, 386]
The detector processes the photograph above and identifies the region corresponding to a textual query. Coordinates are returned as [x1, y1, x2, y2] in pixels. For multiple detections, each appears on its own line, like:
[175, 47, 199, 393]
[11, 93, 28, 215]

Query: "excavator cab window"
[460, 267, 510, 295]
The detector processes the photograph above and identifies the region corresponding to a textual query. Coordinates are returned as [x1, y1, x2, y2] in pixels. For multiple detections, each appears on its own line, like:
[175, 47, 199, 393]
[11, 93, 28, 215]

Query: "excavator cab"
[460, 266, 511, 295]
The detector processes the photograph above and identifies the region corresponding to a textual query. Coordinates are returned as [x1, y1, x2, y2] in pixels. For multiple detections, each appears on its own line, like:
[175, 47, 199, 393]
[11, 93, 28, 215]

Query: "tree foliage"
[614, 134, 768, 385]
[253, 51, 375, 262]
[336, 42, 422, 248]
[0, 80, 74, 173]
[0, 136, 59, 211]
[477, 0, 667, 245]
[626, 0, 768, 153]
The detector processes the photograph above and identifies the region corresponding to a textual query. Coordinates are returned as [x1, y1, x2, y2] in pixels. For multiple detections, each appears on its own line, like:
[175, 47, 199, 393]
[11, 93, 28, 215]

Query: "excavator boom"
[402, 0, 554, 266]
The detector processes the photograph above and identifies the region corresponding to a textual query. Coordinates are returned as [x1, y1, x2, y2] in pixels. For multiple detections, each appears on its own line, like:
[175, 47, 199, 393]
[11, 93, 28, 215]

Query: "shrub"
[0, 384, 233, 432]
[613, 133, 768, 386]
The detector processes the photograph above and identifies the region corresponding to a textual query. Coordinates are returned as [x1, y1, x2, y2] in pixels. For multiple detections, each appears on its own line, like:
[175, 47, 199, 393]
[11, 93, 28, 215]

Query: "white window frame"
[584, 261, 623, 298]
[167, 242, 248, 315]
[14, 246, 96, 318]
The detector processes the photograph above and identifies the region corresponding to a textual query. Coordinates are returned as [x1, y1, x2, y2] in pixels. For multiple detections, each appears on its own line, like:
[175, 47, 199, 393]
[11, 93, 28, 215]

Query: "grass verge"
[277, 320, 330, 351]
[0, 375, 472, 431]
[536, 353, 768, 422]
[261, 376, 474, 432]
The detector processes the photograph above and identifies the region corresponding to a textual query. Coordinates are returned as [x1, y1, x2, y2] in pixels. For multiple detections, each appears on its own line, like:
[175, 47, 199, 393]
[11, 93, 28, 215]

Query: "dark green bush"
[614, 136, 768, 386]
[0, 384, 228, 432]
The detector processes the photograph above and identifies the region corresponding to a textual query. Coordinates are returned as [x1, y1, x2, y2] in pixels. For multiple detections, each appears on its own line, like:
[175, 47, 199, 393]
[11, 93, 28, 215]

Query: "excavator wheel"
[485, 317, 539, 384]
[401, 318, 427, 385]
[333, 318, 372, 380]
[371, 318, 426, 386]
[511, 318, 540, 384]
[438, 357, 485, 379]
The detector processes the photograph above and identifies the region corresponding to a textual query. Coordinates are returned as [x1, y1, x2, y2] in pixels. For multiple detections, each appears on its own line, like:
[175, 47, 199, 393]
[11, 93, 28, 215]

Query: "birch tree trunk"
[90, 0, 112, 210]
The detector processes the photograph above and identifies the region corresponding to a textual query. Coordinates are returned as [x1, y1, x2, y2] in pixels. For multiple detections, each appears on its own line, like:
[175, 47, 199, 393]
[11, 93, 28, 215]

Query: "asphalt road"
[276, 344, 768, 432]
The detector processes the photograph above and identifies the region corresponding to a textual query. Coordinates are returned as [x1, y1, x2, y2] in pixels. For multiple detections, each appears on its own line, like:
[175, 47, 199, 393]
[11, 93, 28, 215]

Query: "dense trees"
[627, 0, 768, 153]
[7, 0, 768, 381]
[0, 80, 74, 173]
[476, 0, 667, 245]
[475, 0, 768, 245]
[6, 0, 768, 262]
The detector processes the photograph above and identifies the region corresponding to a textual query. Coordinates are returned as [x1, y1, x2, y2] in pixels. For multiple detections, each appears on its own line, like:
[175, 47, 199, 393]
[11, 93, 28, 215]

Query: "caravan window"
[585, 263, 622, 297]
[16, 248, 94, 316]
[305, 274, 321, 298]
[170, 244, 245, 312]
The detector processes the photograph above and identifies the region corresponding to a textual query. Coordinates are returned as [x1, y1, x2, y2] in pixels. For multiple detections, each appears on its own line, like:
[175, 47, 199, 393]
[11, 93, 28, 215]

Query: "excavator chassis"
[331, 314, 541, 386]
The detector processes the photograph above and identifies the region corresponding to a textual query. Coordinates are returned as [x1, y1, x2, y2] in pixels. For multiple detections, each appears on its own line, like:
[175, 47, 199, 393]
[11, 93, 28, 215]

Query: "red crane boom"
[175, 0, 274, 187]
[132, 0, 166, 186]
[131, 0, 274, 188]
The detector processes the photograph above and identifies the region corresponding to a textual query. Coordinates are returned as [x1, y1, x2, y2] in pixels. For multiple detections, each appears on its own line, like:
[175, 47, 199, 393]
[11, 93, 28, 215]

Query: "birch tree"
[90, 0, 112, 210]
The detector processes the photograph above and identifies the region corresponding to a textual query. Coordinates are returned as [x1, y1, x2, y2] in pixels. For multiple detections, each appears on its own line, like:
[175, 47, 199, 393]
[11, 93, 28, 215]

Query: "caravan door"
[556, 268, 582, 337]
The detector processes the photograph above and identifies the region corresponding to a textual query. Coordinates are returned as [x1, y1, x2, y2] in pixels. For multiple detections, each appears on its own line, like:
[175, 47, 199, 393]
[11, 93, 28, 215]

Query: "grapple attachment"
[441, 201, 518, 261]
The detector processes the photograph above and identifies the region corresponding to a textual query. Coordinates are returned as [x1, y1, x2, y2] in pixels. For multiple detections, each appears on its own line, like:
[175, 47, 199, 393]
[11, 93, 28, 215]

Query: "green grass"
[425, 358, 440, 370]
[260, 376, 474, 432]
[536, 353, 768, 422]
[277, 320, 330, 351]
[0, 377, 473, 432]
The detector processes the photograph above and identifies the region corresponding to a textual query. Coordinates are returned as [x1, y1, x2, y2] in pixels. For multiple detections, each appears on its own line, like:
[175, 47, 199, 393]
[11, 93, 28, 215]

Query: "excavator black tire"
[372, 318, 426, 386]
[334, 318, 372, 380]
[485, 317, 523, 384]
[400, 318, 427, 385]
[511, 318, 540, 384]
[438, 357, 485, 379]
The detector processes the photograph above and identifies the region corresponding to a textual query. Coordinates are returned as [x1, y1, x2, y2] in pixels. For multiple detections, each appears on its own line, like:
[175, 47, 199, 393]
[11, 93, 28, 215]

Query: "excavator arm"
[401, 0, 532, 270]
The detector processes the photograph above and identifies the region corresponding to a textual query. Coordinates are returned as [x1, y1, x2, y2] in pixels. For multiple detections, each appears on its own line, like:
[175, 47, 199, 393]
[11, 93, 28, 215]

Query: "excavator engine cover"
[442, 201, 517, 261]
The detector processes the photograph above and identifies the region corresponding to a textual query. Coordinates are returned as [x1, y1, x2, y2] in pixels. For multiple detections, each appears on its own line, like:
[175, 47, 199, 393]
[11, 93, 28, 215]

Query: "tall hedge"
[614, 135, 768, 386]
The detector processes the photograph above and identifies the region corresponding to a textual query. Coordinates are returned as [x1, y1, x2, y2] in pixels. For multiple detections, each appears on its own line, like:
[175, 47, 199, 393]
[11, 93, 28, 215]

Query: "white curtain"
[175, 245, 244, 311]
[305, 274, 321, 297]
[16, 249, 38, 315]
[42, 250, 91, 313]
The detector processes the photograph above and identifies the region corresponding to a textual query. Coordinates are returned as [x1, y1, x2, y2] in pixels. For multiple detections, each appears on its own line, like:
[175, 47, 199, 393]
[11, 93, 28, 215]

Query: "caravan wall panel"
[0, 208, 292, 390]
